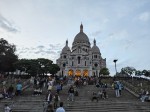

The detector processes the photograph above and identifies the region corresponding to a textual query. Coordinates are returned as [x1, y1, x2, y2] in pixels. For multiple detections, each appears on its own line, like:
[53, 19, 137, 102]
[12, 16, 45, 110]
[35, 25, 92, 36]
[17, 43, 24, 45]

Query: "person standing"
[118, 82, 123, 96]
[53, 92, 60, 109]
[68, 85, 74, 101]
[46, 90, 53, 104]
[56, 102, 65, 112]
[8, 85, 14, 98]
[114, 81, 120, 97]
[16, 82, 22, 96]
[56, 83, 61, 94]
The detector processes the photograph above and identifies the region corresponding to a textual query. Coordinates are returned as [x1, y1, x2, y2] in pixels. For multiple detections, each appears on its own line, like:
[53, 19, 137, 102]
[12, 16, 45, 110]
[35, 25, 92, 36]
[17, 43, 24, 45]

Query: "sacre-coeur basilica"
[56, 24, 106, 77]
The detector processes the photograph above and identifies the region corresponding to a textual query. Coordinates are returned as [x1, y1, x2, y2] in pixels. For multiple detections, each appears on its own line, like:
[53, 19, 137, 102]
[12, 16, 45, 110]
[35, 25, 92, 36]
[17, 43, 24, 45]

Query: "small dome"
[61, 46, 70, 54]
[91, 39, 100, 53]
[91, 45, 100, 53]
[61, 40, 71, 54]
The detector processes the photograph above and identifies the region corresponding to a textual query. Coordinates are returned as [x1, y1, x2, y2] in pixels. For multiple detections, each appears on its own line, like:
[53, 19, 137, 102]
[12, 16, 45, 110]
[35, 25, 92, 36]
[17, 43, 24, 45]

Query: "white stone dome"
[91, 45, 100, 53]
[61, 40, 70, 54]
[73, 24, 90, 44]
[73, 32, 89, 43]
[91, 39, 100, 53]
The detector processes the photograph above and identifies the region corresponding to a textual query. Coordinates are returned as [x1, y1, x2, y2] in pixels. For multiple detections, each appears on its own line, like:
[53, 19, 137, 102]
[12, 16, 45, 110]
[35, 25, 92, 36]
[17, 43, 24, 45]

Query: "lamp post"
[113, 59, 118, 76]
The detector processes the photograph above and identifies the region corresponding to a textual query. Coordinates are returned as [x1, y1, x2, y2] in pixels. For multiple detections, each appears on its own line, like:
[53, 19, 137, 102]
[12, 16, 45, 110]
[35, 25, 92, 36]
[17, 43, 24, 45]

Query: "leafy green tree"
[142, 70, 150, 77]
[49, 64, 60, 76]
[135, 70, 142, 76]
[121, 67, 136, 76]
[36, 58, 53, 75]
[14, 58, 57, 76]
[0, 38, 18, 73]
[100, 67, 110, 76]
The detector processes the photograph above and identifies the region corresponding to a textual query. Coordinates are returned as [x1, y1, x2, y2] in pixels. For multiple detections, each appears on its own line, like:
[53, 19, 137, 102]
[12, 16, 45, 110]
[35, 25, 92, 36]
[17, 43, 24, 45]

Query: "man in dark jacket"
[46, 90, 53, 104]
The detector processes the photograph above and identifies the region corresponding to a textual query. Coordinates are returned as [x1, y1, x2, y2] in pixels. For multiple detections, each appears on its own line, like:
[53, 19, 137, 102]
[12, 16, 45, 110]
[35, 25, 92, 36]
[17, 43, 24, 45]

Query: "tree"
[100, 67, 110, 76]
[14, 59, 38, 76]
[14, 58, 57, 76]
[142, 70, 150, 77]
[49, 64, 60, 76]
[36, 58, 53, 75]
[121, 67, 136, 76]
[0, 38, 18, 73]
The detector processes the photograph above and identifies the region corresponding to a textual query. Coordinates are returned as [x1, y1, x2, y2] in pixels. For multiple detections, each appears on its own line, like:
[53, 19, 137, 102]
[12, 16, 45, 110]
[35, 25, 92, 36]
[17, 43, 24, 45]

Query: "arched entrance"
[75, 70, 81, 77]
[68, 69, 73, 76]
[83, 70, 88, 77]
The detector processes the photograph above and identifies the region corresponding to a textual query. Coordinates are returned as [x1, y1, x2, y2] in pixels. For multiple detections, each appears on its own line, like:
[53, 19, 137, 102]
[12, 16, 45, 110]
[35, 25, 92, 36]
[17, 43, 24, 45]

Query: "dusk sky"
[0, 0, 150, 75]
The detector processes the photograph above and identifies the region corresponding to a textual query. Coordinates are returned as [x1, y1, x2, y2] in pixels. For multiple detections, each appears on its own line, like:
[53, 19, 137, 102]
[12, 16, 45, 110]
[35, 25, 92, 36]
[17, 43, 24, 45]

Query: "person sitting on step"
[97, 90, 103, 99]
[91, 91, 98, 102]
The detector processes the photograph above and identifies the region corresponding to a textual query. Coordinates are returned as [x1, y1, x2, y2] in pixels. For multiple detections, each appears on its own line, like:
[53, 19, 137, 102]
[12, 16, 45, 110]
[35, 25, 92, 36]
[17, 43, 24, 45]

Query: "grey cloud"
[34, 49, 45, 54]
[18, 50, 28, 54]
[16, 43, 63, 60]
[57, 50, 61, 54]
[49, 43, 63, 50]
[45, 51, 57, 54]
[0, 14, 19, 33]
[37, 45, 45, 49]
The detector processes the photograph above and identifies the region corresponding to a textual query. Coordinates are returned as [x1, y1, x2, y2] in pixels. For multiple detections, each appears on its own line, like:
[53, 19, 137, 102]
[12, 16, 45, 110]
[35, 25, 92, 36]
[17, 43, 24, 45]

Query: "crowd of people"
[1, 74, 150, 112]
[0, 80, 23, 100]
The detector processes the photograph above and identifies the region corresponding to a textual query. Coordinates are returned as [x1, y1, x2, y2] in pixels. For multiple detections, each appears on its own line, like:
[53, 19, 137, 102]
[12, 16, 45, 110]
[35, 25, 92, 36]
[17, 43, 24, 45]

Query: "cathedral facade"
[56, 24, 106, 77]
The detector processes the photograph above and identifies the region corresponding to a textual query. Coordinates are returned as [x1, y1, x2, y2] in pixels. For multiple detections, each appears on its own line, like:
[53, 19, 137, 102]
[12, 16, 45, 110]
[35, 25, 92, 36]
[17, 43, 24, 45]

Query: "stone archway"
[83, 69, 88, 77]
[68, 69, 73, 76]
[75, 70, 81, 77]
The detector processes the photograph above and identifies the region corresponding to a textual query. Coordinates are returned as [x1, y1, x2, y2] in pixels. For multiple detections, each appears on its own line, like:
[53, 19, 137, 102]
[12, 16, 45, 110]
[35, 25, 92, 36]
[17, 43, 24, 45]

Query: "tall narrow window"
[85, 61, 86, 66]
[72, 61, 74, 66]
[78, 57, 81, 64]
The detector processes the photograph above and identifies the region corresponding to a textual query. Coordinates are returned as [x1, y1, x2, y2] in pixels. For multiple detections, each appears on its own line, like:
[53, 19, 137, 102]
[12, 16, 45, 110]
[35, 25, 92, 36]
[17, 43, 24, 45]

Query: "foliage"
[121, 66, 136, 76]
[100, 67, 110, 76]
[142, 70, 150, 77]
[0, 38, 18, 73]
[14, 58, 59, 76]
[120, 66, 150, 77]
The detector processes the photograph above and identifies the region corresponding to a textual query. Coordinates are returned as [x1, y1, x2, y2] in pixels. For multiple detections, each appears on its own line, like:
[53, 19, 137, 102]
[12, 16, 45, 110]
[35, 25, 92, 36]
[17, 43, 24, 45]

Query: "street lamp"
[113, 59, 118, 75]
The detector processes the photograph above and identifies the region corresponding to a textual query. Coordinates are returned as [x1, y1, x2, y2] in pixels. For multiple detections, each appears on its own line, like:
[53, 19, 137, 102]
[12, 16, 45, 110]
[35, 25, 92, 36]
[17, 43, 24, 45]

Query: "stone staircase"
[62, 85, 150, 112]
[0, 84, 150, 112]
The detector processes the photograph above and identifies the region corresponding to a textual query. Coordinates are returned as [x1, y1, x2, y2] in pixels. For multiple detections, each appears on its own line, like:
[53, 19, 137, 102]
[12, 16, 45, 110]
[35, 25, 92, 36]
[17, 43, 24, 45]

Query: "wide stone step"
[1, 84, 150, 112]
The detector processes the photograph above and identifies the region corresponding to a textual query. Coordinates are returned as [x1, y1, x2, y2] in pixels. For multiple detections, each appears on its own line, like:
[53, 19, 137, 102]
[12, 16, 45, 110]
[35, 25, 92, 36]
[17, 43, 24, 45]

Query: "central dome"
[73, 24, 90, 44]
[73, 32, 89, 43]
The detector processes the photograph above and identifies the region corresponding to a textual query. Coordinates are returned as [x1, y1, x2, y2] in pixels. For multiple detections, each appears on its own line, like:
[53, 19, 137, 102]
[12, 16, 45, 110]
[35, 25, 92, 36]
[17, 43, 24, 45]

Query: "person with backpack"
[114, 81, 120, 97]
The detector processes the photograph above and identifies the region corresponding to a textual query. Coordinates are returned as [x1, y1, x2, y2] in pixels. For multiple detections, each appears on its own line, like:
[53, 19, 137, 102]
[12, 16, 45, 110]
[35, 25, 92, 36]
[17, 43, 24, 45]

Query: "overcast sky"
[0, 0, 150, 75]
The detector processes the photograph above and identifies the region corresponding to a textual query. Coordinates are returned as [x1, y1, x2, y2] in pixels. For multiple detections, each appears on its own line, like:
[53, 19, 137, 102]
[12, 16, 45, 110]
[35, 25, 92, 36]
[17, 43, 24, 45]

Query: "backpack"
[114, 83, 119, 89]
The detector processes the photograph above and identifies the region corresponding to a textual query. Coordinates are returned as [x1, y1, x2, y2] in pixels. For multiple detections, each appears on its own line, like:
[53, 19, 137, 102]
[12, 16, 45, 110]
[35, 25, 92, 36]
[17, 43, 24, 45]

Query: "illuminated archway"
[75, 70, 81, 76]
[83, 70, 88, 77]
[68, 69, 73, 76]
